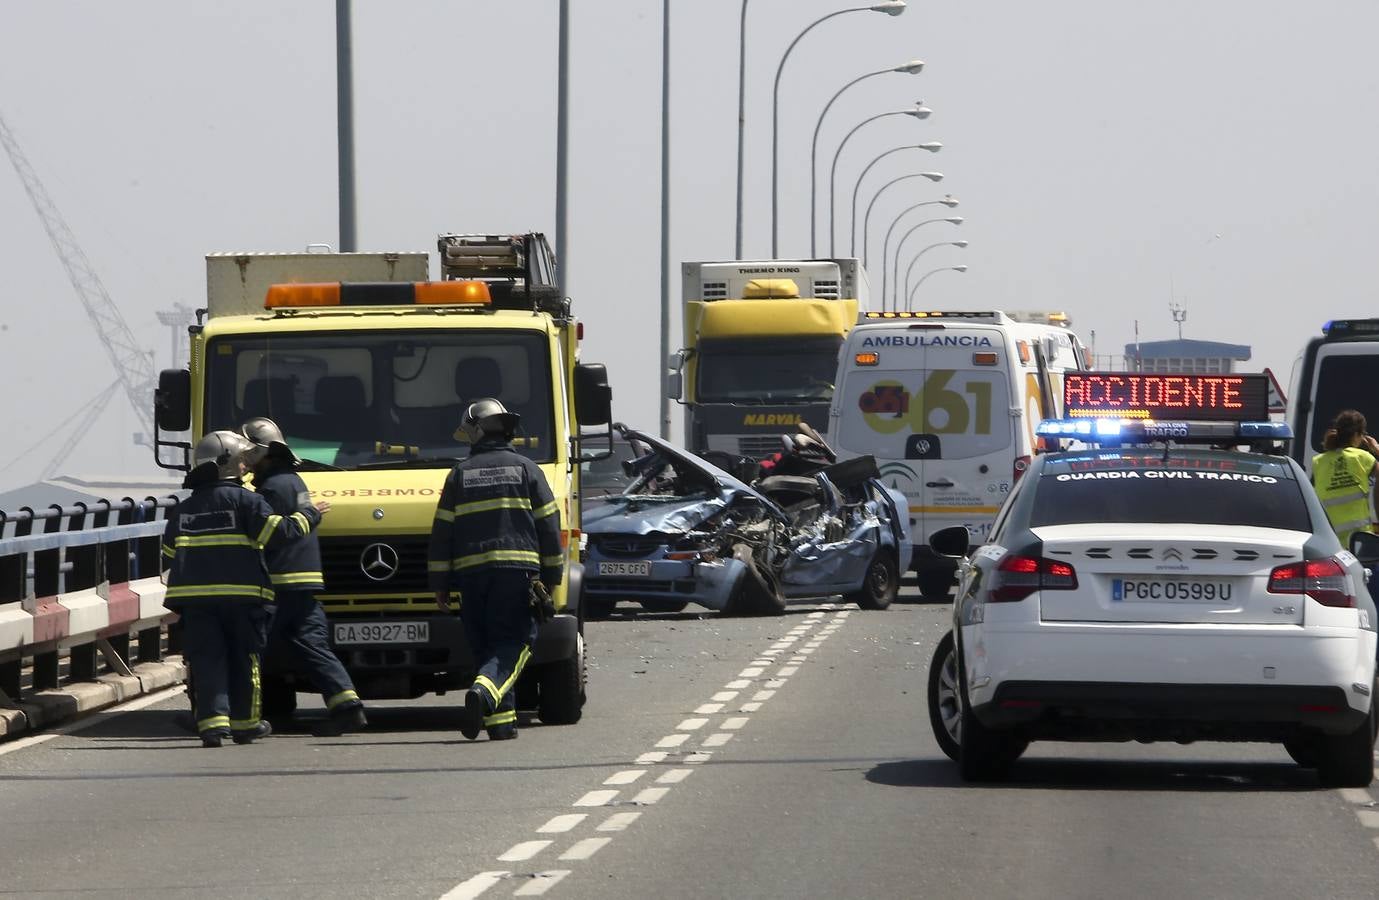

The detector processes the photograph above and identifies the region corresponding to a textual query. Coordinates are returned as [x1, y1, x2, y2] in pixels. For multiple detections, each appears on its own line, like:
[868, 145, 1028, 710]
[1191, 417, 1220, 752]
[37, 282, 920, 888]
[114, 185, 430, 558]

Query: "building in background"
[1120, 338, 1252, 374]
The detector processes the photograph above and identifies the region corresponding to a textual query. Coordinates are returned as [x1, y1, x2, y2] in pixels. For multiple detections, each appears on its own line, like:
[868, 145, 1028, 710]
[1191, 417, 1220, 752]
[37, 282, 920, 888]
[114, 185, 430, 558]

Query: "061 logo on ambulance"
[857, 370, 994, 436]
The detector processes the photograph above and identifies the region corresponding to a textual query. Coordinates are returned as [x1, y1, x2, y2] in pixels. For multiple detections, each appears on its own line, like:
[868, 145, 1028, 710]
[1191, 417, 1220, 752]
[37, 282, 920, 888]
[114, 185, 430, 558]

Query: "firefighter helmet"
[240, 417, 300, 466]
[462, 398, 520, 442]
[192, 431, 253, 479]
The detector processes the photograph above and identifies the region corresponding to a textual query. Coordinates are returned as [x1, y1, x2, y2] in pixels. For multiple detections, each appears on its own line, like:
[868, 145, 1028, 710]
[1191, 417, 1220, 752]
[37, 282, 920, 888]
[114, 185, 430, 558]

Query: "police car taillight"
[1267, 558, 1353, 608]
[991, 554, 1077, 602]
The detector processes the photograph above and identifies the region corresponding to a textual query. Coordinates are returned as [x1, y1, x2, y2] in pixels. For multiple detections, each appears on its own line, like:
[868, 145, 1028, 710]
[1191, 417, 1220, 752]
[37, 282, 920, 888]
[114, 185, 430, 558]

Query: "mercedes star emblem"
[360, 543, 400, 582]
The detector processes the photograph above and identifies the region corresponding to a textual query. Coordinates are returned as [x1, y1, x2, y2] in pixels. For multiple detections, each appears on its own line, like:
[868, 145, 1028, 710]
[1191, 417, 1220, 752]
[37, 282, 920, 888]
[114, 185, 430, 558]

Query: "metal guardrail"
[0, 496, 182, 704]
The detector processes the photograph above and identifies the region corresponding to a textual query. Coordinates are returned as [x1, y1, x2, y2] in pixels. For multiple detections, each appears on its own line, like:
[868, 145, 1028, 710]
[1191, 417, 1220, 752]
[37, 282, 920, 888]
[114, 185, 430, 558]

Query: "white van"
[829, 310, 1088, 598]
[1286, 319, 1379, 475]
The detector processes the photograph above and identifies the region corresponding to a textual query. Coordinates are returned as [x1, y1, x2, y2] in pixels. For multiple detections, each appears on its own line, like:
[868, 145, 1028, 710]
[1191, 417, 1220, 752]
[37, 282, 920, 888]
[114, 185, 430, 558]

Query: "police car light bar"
[1323, 319, 1379, 337]
[1035, 418, 1291, 445]
[265, 281, 492, 309]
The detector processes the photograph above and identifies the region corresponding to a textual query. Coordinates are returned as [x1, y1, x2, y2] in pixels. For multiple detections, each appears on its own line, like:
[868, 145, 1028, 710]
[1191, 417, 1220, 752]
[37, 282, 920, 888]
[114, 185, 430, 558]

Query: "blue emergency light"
[1036, 418, 1291, 446]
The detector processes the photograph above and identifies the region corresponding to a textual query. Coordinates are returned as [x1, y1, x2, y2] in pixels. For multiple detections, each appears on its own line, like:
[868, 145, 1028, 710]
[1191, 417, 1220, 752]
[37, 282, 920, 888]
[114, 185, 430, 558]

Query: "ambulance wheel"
[261, 676, 297, 722]
[538, 640, 585, 725]
[847, 551, 898, 610]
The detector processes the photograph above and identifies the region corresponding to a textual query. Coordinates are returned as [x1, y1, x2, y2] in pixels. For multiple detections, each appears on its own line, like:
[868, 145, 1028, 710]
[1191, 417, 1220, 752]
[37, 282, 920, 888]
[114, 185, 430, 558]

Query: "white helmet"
[240, 417, 299, 466]
[461, 398, 520, 443]
[192, 431, 253, 478]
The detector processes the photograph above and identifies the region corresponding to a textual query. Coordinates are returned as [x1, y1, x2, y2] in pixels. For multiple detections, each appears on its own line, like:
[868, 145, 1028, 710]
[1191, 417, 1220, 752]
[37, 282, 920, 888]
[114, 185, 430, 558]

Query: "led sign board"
[1062, 373, 1269, 422]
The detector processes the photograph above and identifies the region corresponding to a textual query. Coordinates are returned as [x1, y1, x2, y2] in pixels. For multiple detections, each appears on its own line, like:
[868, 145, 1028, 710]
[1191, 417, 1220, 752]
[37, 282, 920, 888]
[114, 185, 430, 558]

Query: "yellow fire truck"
[152, 234, 611, 724]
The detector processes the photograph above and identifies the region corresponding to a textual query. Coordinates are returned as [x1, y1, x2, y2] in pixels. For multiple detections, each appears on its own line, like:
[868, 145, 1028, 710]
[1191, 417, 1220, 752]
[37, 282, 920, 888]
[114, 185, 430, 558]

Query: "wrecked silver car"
[581, 426, 912, 616]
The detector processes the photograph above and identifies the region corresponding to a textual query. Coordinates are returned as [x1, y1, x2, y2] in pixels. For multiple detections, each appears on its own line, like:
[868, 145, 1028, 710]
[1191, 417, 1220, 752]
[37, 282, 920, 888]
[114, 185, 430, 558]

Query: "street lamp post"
[851, 154, 942, 260]
[771, 1, 907, 258]
[809, 59, 924, 257]
[734, 0, 749, 259]
[860, 181, 956, 265]
[883, 216, 962, 309]
[907, 265, 968, 310]
[902, 240, 968, 306]
[827, 109, 933, 257]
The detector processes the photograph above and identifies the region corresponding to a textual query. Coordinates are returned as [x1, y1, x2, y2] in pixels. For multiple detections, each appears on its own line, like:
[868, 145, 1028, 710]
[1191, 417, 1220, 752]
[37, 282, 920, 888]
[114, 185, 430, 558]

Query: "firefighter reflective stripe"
[165, 584, 275, 601]
[1323, 490, 1368, 508]
[174, 534, 257, 549]
[454, 497, 532, 518]
[161, 544, 176, 559]
[289, 511, 312, 534]
[484, 709, 517, 727]
[326, 689, 360, 710]
[434, 508, 456, 523]
[541, 553, 565, 568]
[498, 646, 532, 698]
[533, 499, 559, 520]
[428, 560, 451, 573]
[255, 514, 284, 548]
[474, 674, 502, 706]
[247, 652, 260, 724]
[198, 714, 230, 732]
[453, 549, 542, 570]
[270, 571, 325, 586]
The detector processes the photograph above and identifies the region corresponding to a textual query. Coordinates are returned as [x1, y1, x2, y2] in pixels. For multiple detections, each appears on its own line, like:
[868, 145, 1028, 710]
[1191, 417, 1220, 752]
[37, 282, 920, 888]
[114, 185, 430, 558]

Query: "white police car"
[925, 373, 1378, 785]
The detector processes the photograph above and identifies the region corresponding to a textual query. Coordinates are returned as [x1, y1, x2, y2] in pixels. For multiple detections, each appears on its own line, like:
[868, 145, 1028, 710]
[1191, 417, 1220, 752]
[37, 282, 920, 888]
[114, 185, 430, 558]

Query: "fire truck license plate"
[333, 621, 429, 644]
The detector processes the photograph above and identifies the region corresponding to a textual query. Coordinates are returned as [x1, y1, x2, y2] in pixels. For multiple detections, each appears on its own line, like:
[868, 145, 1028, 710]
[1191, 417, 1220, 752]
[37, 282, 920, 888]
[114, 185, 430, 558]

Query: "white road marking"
[711, 691, 739, 702]
[726, 679, 751, 689]
[440, 870, 509, 900]
[536, 814, 586, 834]
[676, 717, 708, 731]
[684, 751, 712, 764]
[770, 641, 794, 650]
[739, 702, 762, 712]
[603, 769, 645, 786]
[1357, 809, 1379, 829]
[702, 732, 734, 747]
[738, 667, 764, 677]
[597, 811, 642, 832]
[799, 648, 816, 655]
[498, 841, 551, 862]
[753, 690, 776, 701]
[635, 751, 668, 765]
[835, 611, 852, 618]
[559, 838, 612, 861]
[513, 871, 570, 897]
[806, 611, 826, 619]
[573, 790, 619, 807]
[1339, 788, 1372, 805]
[657, 768, 693, 784]
[0, 684, 186, 758]
[656, 733, 690, 748]
[776, 666, 799, 677]
[695, 703, 724, 715]
[721, 717, 750, 730]
[632, 787, 671, 805]
[751, 658, 773, 666]
[765, 679, 787, 689]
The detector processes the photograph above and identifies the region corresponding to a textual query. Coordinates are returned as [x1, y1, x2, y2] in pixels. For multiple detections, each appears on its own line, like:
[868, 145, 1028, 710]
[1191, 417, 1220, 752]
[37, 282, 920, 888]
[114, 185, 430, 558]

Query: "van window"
[1310, 354, 1379, 451]
[836, 367, 1012, 460]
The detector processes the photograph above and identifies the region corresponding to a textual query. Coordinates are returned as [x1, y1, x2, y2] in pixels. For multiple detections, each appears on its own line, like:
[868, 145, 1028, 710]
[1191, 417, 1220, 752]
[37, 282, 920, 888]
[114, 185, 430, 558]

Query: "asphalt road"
[3, 590, 1379, 899]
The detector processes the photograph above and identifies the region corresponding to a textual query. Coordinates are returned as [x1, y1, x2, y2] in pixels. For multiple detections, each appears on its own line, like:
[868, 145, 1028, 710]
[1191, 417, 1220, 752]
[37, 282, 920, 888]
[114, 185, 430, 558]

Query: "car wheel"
[1283, 737, 1322, 769]
[927, 632, 961, 761]
[847, 551, 898, 611]
[537, 637, 585, 726]
[1316, 688, 1376, 787]
[585, 597, 615, 620]
[957, 649, 1028, 782]
[917, 569, 954, 602]
[727, 543, 786, 616]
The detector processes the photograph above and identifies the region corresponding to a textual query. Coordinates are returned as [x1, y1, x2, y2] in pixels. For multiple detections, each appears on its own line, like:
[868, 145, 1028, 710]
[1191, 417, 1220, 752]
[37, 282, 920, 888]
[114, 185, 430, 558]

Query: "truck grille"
[738, 436, 781, 457]
[320, 535, 431, 594]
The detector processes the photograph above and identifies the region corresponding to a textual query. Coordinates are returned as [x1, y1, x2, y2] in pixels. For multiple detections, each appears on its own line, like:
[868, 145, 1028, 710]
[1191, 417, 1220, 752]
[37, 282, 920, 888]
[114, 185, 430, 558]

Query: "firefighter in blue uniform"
[428, 398, 564, 741]
[241, 417, 367, 737]
[161, 431, 329, 747]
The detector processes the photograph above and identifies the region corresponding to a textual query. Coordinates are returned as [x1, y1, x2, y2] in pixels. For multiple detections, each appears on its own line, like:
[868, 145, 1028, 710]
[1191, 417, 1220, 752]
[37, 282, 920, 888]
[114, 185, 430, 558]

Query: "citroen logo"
[360, 543, 400, 582]
[1162, 547, 1183, 561]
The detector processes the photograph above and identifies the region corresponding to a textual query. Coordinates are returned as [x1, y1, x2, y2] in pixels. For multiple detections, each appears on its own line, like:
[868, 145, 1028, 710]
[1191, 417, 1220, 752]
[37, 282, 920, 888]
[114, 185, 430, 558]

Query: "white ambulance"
[828, 310, 1089, 598]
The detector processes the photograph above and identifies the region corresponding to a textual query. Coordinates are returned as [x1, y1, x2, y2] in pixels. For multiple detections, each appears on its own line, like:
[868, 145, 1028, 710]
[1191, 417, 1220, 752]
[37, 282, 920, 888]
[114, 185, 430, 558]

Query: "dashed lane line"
[596, 812, 641, 832]
[513, 871, 570, 897]
[572, 790, 618, 807]
[676, 717, 709, 731]
[631, 786, 670, 805]
[558, 838, 612, 861]
[695, 702, 725, 714]
[498, 841, 552, 863]
[440, 871, 509, 900]
[536, 815, 586, 834]
[602, 769, 645, 786]
[656, 768, 693, 785]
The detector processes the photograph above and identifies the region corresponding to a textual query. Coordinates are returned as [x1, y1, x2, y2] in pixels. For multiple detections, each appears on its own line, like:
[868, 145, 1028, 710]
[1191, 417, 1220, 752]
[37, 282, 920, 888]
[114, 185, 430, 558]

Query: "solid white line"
[776, 666, 799, 677]
[597, 811, 642, 832]
[559, 837, 612, 861]
[498, 840, 551, 862]
[439, 870, 509, 900]
[738, 667, 764, 677]
[636, 751, 668, 765]
[1338, 788, 1372, 805]
[711, 691, 739, 702]
[721, 716, 749, 730]
[656, 733, 690, 748]
[0, 684, 186, 758]
[604, 769, 645, 786]
[677, 717, 708, 731]
[513, 870, 571, 897]
[739, 702, 762, 713]
[702, 732, 734, 747]
[684, 751, 712, 764]
[632, 787, 670, 805]
[695, 703, 724, 715]
[536, 814, 586, 834]
[726, 679, 751, 689]
[753, 690, 776, 701]
[656, 768, 693, 785]
[573, 789, 619, 807]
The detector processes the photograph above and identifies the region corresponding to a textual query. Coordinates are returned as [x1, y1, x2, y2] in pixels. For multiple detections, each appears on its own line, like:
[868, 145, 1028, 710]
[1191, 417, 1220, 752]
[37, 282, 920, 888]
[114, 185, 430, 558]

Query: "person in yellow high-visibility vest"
[1312, 409, 1379, 549]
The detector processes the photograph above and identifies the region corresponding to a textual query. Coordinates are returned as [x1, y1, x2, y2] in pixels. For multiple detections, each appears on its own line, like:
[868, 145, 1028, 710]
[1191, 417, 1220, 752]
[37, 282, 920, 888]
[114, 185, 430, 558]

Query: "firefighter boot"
[459, 687, 486, 741]
[312, 704, 368, 737]
[200, 728, 231, 749]
[232, 720, 273, 745]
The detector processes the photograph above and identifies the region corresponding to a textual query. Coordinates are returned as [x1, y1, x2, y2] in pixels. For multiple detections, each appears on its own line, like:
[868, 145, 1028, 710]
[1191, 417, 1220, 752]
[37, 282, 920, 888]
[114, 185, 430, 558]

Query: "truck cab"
[153, 234, 612, 725]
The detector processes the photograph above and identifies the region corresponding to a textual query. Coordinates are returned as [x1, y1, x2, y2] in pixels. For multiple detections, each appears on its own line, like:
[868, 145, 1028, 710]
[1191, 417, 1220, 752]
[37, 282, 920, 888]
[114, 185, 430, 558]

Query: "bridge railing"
[0, 497, 181, 704]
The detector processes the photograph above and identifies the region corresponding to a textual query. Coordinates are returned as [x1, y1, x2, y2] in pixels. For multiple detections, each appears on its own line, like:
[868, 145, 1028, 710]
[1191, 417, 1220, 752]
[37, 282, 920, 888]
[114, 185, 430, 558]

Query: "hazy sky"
[3, 1, 1378, 492]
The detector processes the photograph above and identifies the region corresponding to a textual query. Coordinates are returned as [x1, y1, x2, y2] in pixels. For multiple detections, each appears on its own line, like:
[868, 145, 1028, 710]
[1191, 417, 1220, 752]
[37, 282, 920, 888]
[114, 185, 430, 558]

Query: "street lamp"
[771, 1, 907, 257]
[828, 109, 933, 257]
[851, 155, 943, 261]
[902, 240, 968, 307]
[907, 265, 968, 309]
[860, 181, 956, 264]
[809, 59, 925, 256]
[883, 216, 963, 309]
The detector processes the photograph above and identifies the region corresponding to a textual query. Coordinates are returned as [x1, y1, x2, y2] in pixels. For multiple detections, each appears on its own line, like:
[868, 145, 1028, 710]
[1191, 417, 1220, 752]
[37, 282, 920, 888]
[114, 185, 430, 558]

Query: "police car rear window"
[1030, 454, 1311, 530]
